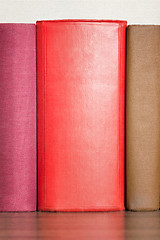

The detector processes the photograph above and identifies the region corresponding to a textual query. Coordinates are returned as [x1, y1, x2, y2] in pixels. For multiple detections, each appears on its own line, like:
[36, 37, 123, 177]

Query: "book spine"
[37, 21, 126, 211]
[126, 25, 160, 211]
[0, 24, 36, 211]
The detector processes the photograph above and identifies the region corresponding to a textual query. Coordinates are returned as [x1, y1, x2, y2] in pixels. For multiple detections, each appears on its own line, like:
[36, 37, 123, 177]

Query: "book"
[0, 24, 36, 211]
[37, 20, 127, 211]
[126, 25, 160, 211]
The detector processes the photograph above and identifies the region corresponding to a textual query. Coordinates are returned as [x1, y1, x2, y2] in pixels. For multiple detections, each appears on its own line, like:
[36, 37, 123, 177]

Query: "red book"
[37, 20, 127, 211]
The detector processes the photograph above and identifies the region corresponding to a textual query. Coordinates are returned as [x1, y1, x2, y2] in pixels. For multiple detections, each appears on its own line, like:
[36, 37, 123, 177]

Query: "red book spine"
[37, 20, 127, 211]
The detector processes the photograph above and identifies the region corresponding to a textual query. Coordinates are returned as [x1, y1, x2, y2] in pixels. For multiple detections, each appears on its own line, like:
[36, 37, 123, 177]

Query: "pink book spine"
[0, 24, 36, 211]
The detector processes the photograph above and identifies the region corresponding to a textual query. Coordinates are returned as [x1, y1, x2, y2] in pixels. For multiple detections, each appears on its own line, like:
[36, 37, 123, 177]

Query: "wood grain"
[0, 211, 160, 239]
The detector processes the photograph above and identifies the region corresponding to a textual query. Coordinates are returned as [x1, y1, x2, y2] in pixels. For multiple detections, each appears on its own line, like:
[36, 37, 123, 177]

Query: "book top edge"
[36, 19, 127, 25]
[0, 23, 35, 26]
[128, 24, 160, 27]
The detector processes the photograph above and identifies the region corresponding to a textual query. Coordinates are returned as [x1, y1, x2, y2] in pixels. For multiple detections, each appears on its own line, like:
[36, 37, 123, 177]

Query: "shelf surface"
[0, 211, 160, 239]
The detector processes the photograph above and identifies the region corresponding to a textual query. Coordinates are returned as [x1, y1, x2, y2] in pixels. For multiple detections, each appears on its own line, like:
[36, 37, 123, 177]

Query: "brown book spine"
[126, 25, 160, 211]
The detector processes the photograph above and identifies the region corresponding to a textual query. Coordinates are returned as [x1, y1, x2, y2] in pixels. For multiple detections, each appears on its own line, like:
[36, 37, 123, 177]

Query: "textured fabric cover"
[0, 24, 36, 211]
[37, 20, 126, 211]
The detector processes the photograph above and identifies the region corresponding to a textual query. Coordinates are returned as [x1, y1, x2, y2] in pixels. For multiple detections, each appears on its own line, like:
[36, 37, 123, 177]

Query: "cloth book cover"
[126, 25, 160, 211]
[37, 20, 127, 211]
[0, 24, 37, 211]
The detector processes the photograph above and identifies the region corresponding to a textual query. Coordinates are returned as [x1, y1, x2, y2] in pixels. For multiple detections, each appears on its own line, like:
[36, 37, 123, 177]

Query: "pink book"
[0, 24, 36, 211]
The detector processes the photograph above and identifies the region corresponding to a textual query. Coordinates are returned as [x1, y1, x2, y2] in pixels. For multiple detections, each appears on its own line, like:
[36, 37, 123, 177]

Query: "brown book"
[126, 25, 160, 211]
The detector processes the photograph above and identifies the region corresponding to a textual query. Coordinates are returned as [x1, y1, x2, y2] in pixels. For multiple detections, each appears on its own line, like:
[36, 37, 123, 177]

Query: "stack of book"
[0, 20, 159, 212]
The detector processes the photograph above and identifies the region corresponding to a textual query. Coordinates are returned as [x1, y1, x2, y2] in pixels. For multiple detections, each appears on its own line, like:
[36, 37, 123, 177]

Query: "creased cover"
[126, 25, 160, 211]
[0, 24, 36, 211]
[37, 20, 127, 211]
